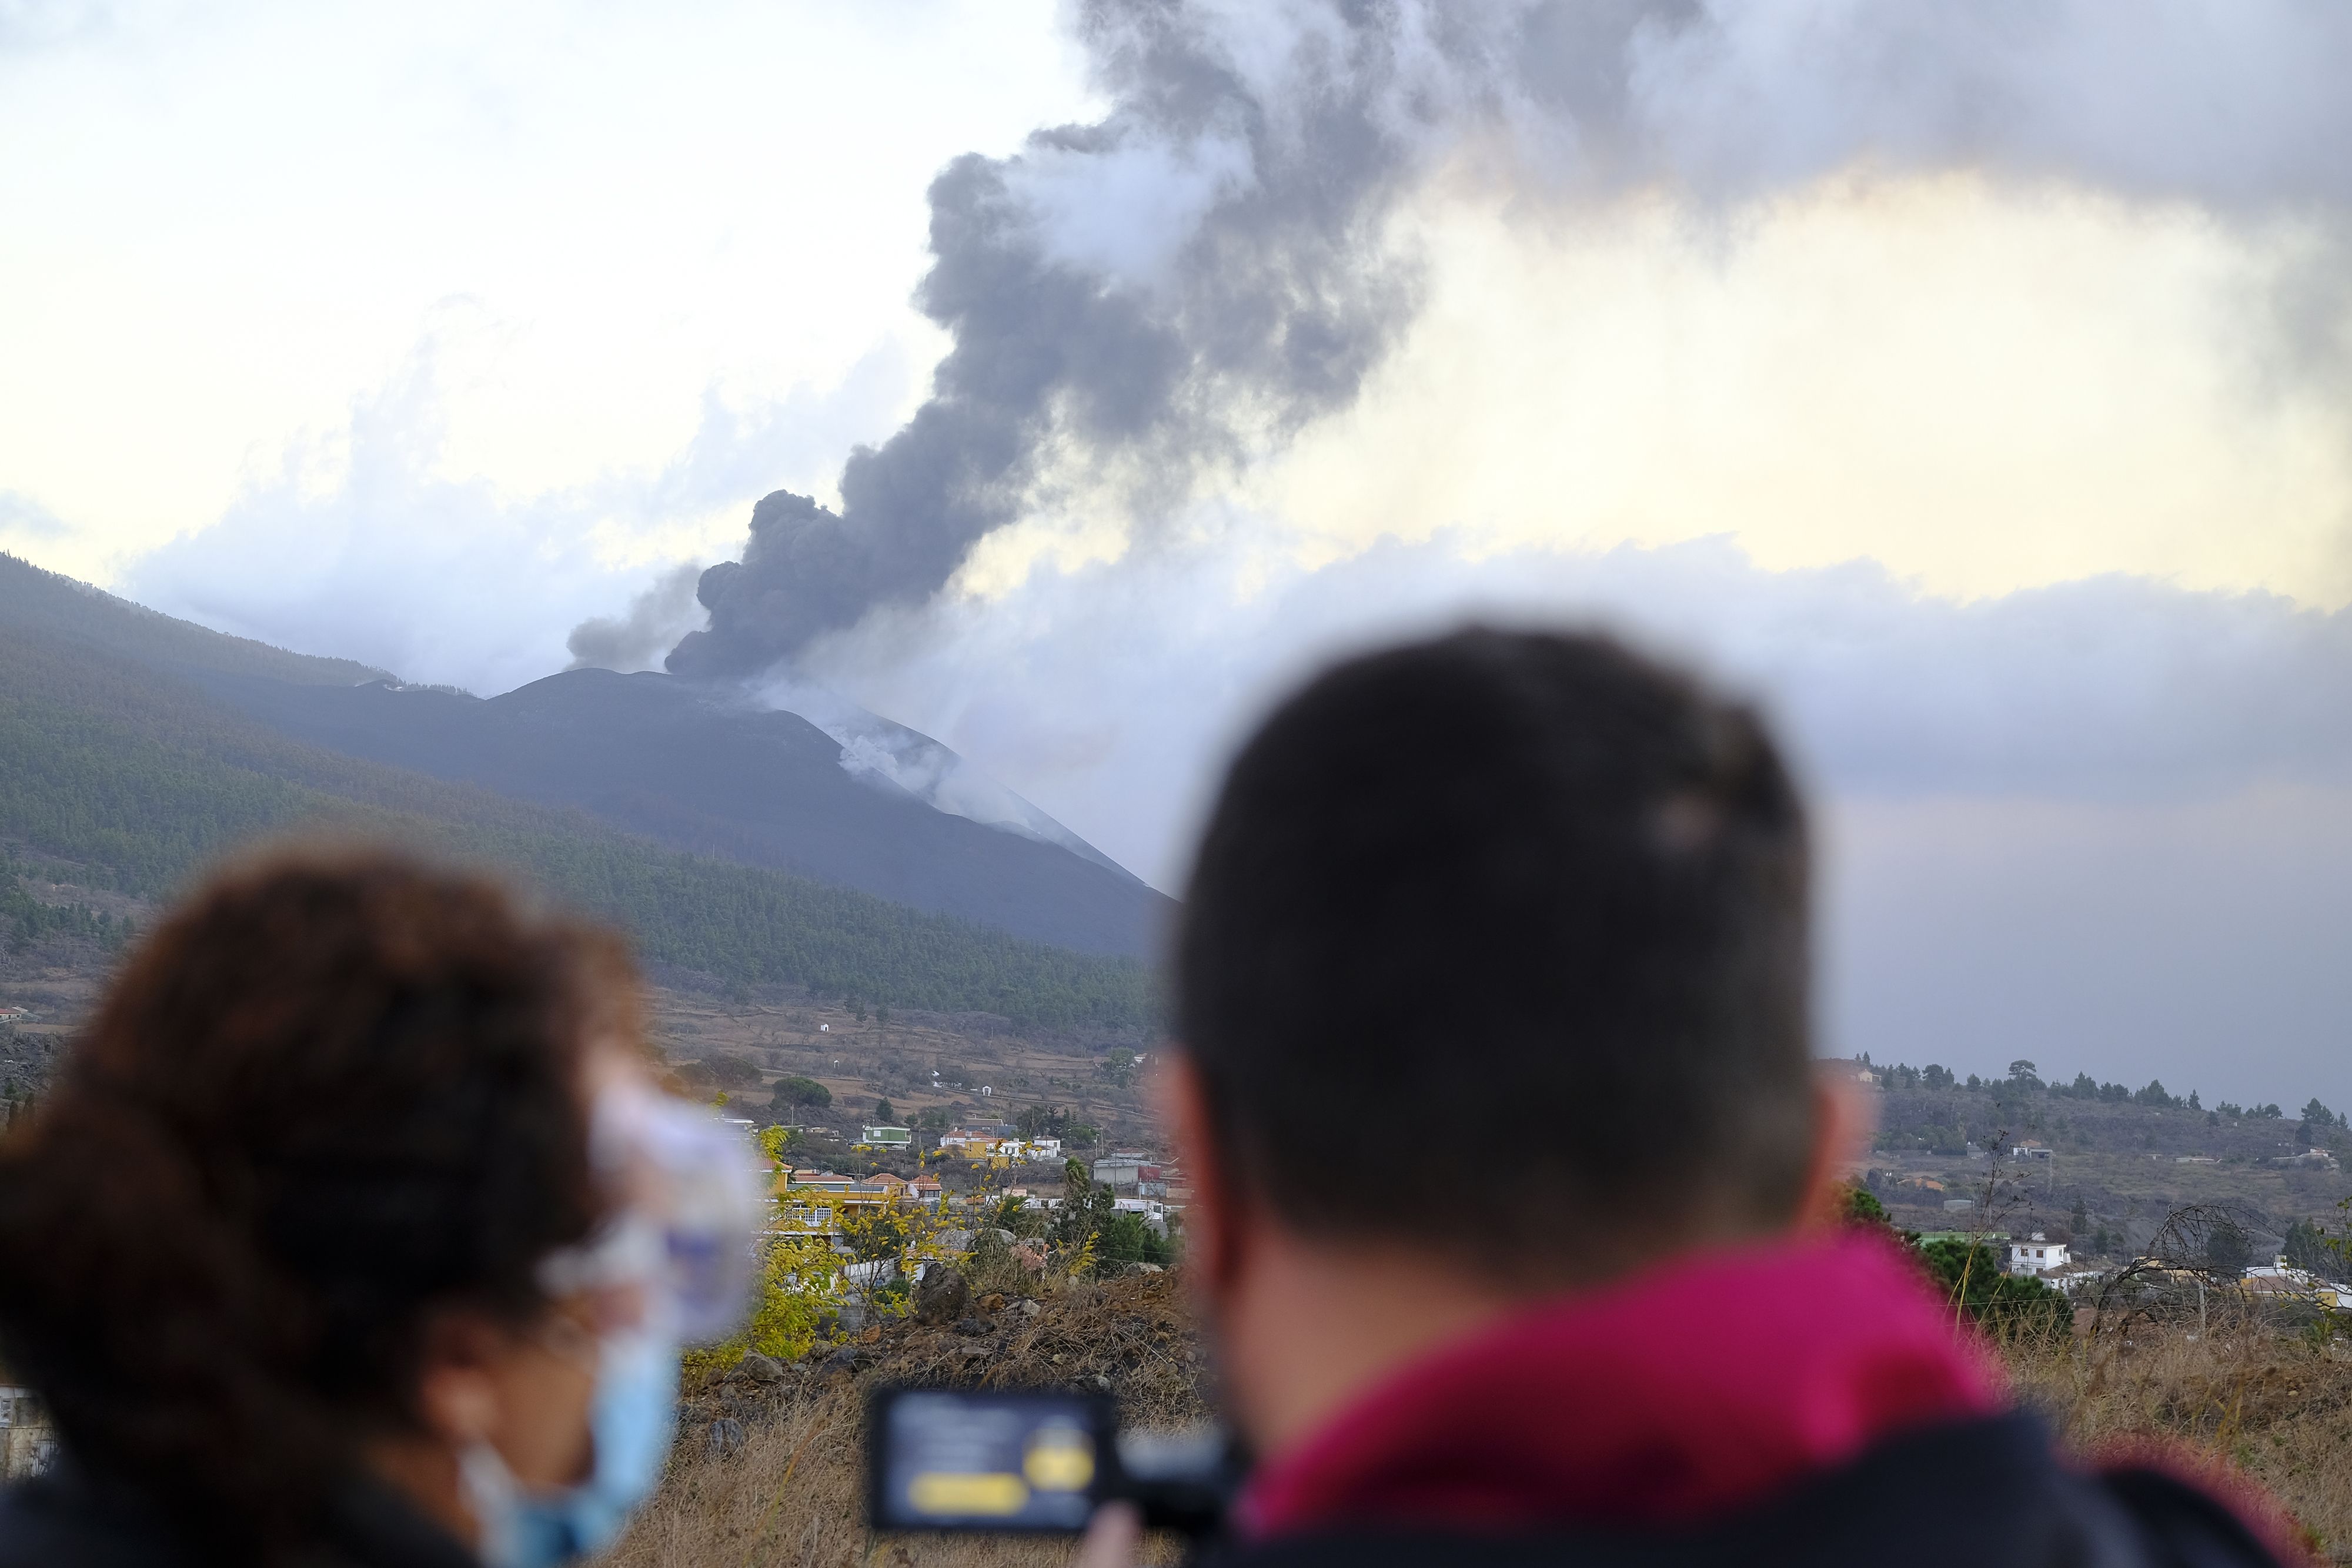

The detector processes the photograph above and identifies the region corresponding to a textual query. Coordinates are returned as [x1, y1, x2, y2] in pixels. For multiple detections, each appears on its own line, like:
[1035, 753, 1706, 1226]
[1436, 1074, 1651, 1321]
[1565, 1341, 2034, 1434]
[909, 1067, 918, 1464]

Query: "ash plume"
[663, 2, 1533, 678]
[660, 0, 2352, 680]
[567, 561, 704, 673]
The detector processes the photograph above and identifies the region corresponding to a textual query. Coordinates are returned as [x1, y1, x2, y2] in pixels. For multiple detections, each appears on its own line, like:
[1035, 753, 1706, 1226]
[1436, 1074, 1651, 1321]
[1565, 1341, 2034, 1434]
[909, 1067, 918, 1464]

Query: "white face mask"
[462, 1081, 763, 1568]
[458, 1322, 680, 1568]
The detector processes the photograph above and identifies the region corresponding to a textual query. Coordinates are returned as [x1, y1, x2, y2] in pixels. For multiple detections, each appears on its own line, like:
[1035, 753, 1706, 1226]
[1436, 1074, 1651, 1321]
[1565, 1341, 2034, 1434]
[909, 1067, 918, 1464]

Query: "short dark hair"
[1176, 628, 1814, 1279]
[0, 847, 629, 1558]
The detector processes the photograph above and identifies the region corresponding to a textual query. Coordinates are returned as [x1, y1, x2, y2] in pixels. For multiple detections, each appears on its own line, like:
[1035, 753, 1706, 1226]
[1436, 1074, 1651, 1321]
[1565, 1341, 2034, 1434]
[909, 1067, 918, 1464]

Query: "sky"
[4, 1, 2350, 1107]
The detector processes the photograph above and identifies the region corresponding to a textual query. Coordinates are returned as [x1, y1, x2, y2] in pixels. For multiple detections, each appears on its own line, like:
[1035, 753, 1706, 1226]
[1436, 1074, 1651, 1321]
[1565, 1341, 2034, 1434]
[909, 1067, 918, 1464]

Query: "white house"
[2243, 1256, 2347, 1307]
[1093, 1152, 1152, 1188]
[2008, 1232, 2071, 1275]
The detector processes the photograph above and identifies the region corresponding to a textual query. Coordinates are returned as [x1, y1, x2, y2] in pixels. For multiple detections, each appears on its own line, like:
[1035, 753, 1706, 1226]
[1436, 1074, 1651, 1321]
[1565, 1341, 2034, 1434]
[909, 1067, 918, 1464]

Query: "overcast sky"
[4, 1, 2348, 1108]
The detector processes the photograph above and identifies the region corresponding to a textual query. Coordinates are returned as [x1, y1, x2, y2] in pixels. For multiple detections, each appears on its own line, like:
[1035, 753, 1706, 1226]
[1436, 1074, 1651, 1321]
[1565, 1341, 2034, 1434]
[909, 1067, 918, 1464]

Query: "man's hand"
[1075, 1502, 1141, 1568]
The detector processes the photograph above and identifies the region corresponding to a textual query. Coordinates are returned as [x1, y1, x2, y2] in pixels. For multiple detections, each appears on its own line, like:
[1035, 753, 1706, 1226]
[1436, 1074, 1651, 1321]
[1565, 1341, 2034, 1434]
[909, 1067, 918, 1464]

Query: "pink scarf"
[1238, 1232, 2006, 1537]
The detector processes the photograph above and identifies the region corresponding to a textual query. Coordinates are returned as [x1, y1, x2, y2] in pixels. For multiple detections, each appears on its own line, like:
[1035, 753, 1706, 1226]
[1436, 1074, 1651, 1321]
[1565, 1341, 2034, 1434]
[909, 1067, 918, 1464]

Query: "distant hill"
[0, 554, 1158, 1033]
[188, 667, 1171, 958]
[0, 551, 1172, 959]
[0, 551, 389, 687]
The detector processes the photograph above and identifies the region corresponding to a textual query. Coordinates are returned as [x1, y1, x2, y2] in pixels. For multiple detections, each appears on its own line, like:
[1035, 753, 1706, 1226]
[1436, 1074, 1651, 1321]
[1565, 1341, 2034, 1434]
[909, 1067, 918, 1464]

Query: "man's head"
[1169, 629, 1836, 1446]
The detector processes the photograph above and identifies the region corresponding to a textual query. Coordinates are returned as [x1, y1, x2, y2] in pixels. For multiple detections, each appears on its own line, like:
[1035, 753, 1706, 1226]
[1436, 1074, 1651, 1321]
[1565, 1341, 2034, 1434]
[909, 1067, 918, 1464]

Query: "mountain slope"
[189, 667, 1172, 958]
[0, 552, 1172, 958]
[0, 588, 1157, 1033]
[0, 551, 389, 687]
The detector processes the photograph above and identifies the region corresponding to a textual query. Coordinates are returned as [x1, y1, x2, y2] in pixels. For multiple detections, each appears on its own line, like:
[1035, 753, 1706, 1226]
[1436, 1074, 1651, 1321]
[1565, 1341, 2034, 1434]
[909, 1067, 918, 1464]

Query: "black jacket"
[1197, 1416, 2283, 1568]
[0, 1455, 476, 1568]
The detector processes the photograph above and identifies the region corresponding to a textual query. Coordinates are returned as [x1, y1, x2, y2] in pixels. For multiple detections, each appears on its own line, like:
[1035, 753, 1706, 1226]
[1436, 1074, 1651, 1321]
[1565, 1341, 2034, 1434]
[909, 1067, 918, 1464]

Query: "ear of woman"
[372, 1302, 603, 1549]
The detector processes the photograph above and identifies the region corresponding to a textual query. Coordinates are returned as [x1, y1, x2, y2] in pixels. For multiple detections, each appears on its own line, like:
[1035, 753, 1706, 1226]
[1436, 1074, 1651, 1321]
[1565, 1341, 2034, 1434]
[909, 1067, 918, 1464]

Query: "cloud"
[795, 527, 2352, 1106]
[1587, 1, 2352, 208]
[0, 490, 69, 541]
[794, 529, 2352, 884]
[0, 0, 122, 53]
[121, 328, 912, 694]
[1822, 786, 2352, 1110]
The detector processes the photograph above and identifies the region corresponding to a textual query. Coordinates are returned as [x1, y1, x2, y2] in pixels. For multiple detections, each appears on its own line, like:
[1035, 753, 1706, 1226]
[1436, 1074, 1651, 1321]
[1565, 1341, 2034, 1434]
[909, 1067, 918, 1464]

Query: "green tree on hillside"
[773, 1076, 831, 1110]
[2283, 1220, 2329, 1273]
[2204, 1223, 2253, 1281]
[1839, 1181, 1892, 1229]
[1094, 1211, 1172, 1270]
[1916, 1238, 2067, 1335]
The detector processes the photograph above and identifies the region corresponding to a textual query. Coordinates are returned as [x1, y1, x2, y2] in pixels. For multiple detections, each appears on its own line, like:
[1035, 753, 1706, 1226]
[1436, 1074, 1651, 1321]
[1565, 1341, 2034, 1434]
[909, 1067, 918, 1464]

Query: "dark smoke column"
[663, 2, 1517, 680]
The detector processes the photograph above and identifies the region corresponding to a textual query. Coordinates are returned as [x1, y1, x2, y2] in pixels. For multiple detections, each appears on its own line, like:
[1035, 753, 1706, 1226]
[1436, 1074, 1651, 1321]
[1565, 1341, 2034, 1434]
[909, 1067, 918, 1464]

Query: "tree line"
[1863, 1055, 2324, 1131]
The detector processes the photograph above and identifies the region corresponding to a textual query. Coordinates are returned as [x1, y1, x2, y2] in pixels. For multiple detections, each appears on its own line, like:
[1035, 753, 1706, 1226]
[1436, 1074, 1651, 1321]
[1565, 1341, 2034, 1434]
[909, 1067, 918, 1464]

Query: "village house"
[2008, 1232, 2071, 1276]
[857, 1124, 913, 1151]
[937, 1123, 1016, 1155]
[1093, 1152, 1153, 1189]
[2243, 1256, 2346, 1306]
[841, 1179, 903, 1210]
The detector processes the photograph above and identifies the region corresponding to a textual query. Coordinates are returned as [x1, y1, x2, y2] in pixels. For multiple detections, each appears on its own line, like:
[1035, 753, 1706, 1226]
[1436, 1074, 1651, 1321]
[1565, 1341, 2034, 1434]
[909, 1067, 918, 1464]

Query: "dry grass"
[611, 1273, 1205, 1568]
[623, 1272, 2352, 1567]
[2007, 1307, 2352, 1560]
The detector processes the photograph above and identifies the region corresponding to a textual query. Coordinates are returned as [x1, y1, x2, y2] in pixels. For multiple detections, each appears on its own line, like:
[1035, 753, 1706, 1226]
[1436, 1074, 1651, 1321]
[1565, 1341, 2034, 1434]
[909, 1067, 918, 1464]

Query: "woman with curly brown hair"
[0, 848, 758, 1567]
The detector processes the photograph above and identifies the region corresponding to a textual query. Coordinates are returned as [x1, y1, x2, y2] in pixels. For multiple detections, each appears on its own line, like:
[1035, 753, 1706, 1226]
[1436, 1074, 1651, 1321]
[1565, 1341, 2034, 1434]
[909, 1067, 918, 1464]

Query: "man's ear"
[1795, 1071, 1877, 1231]
[411, 1312, 505, 1447]
[1156, 1052, 1244, 1295]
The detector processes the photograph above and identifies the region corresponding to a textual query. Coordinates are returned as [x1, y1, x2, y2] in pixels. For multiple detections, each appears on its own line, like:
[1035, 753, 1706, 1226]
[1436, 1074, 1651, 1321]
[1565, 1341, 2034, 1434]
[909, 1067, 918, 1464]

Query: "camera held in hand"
[866, 1387, 1241, 1540]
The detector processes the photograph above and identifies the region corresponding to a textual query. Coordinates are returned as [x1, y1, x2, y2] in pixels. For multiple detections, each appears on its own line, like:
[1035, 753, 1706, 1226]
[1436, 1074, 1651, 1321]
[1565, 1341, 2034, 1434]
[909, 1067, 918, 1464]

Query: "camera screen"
[868, 1389, 1111, 1533]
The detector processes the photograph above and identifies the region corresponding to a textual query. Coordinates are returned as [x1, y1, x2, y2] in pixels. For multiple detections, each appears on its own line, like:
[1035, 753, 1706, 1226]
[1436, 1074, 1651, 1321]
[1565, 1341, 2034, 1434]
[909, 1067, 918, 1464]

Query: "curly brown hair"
[0, 845, 638, 1556]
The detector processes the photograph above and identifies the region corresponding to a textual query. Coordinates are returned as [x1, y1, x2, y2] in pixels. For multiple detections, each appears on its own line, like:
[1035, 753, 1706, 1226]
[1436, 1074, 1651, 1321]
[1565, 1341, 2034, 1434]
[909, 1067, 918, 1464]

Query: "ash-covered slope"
[189, 667, 1172, 959]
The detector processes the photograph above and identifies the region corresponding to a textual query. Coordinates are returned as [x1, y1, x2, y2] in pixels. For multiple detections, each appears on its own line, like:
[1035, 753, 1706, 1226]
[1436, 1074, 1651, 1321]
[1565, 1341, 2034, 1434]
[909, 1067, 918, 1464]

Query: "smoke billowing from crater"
[654, 0, 2352, 680]
[662, 3, 1528, 677]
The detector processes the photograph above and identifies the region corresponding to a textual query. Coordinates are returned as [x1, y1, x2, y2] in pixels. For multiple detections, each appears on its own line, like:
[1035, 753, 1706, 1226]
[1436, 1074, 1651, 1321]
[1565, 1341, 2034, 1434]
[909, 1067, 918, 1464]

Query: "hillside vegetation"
[0, 625, 1157, 1034]
[1859, 1057, 2351, 1258]
[0, 552, 389, 687]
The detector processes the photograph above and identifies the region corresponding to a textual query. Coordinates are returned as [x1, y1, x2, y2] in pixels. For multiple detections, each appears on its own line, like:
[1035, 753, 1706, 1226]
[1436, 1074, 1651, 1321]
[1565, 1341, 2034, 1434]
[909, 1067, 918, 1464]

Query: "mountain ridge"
[0, 553, 1171, 959]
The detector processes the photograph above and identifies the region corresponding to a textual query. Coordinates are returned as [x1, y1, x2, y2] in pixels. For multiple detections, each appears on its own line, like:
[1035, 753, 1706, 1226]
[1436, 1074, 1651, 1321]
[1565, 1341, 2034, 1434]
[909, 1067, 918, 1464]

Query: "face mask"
[461, 1082, 761, 1568]
[459, 1323, 681, 1568]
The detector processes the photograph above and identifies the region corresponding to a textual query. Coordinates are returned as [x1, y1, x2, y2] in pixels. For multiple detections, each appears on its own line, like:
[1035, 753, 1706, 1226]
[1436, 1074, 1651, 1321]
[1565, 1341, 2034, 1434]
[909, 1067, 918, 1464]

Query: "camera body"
[866, 1386, 1240, 1539]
